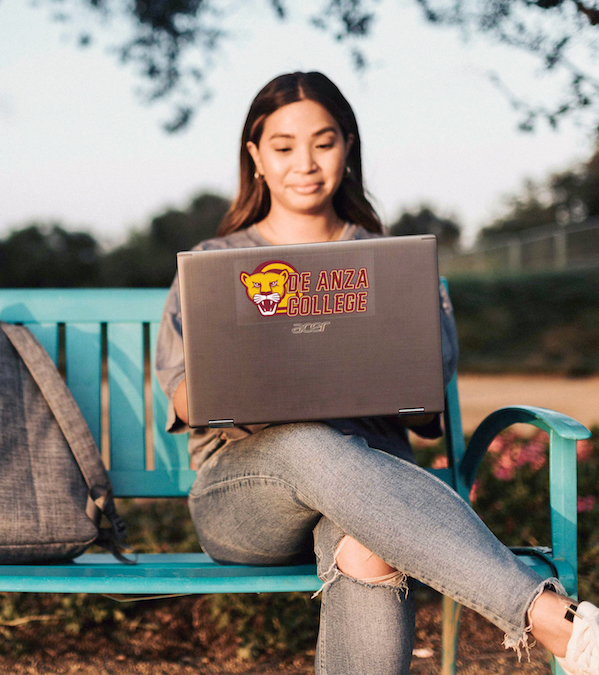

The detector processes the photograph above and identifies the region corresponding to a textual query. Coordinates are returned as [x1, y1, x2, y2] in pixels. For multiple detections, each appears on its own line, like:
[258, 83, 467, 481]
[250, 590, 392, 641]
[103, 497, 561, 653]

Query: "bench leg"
[441, 594, 462, 675]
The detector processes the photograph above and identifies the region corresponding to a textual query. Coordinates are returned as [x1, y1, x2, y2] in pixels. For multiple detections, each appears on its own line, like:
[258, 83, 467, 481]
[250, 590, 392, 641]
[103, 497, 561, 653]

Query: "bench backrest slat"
[149, 321, 190, 475]
[107, 322, 146, 472]
[66, 323, 103, 449]
[27, 323, 59, 367]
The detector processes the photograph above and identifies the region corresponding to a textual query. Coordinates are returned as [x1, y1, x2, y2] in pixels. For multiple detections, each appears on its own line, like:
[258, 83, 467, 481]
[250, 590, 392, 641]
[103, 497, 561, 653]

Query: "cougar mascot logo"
[240, 261, 299, 316]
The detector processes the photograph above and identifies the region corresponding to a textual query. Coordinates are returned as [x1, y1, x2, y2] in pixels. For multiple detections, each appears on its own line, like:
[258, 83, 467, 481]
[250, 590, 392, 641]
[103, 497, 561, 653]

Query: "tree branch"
[35, 0, 599, 133]
[572, 0, 599, 26]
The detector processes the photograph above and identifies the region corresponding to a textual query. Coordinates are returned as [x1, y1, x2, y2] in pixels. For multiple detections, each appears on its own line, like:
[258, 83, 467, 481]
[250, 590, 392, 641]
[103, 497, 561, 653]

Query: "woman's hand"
[173, 378, 189, 425]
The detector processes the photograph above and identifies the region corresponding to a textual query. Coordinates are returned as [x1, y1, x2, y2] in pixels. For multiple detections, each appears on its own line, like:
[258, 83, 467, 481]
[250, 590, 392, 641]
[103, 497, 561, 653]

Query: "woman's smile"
[289, 182, 323, 194]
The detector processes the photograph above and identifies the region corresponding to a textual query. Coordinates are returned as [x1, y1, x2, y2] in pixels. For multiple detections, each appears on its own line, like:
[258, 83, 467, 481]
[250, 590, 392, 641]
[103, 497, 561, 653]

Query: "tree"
[149, 192, 231, 251]
[388, 206, 461, 251]
[478, 144, 599, 242]
[100, 191, 230, 286]
[415, 0, 599, 133]
[0, 194, 229, 288]
[36, 0, 599, 133]
[0, 224, 101, 287]
[41, 0, 374, 132]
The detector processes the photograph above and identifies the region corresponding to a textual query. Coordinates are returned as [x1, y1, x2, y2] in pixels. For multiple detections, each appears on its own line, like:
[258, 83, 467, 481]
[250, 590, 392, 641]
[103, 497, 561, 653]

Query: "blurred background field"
[458, 373, 599, 433]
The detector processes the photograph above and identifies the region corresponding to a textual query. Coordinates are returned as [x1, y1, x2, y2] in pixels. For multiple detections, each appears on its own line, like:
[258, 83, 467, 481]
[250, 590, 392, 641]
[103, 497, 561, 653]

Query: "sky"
[0, 0, 594, 248]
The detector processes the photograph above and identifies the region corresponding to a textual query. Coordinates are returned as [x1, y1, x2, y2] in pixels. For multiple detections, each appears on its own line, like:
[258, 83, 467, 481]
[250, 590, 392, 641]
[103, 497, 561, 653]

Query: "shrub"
[448, 271, 599, 375]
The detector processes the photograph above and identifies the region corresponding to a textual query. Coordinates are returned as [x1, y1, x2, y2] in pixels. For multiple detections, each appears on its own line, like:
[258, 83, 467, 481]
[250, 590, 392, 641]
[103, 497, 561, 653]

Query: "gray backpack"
[0, 322, 131, 564]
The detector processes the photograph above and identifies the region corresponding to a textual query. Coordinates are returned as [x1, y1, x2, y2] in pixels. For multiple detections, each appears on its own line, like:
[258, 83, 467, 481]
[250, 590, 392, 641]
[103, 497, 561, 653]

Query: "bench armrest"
[458, 405, 591, 593]
[460, 406, 591, 488]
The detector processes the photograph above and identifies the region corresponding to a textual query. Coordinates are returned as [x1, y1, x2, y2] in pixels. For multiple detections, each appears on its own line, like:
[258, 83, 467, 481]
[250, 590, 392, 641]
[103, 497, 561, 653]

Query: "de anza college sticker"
[240, 260, 370, 318]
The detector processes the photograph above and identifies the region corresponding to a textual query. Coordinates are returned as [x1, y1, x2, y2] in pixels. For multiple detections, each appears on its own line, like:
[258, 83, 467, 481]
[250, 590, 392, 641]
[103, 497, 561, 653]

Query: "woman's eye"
[274, 147, 291, 153]
[317, 143, 334, 149]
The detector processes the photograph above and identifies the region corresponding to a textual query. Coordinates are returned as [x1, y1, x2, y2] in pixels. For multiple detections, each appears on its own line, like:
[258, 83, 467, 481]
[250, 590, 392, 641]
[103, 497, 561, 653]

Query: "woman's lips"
[290, 183, 323, 194]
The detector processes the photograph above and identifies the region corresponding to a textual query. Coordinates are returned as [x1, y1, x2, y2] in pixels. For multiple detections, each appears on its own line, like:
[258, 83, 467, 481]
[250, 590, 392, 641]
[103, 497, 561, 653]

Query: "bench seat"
[0, 552, 562, 596]
[0, 554, 320, 595]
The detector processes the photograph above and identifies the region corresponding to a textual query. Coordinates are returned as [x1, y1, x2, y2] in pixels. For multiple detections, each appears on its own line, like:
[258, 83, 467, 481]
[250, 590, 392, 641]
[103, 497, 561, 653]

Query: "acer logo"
[291, 321, 331, 334]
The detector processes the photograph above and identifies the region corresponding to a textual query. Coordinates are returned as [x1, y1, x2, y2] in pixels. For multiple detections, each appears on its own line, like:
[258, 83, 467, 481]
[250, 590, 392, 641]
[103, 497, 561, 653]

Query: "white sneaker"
[557, 601, 599, 675]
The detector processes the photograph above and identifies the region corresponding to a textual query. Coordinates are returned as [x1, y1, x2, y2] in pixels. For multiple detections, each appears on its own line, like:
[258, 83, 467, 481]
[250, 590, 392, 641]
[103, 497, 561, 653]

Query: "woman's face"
[247, 99, 352, 219]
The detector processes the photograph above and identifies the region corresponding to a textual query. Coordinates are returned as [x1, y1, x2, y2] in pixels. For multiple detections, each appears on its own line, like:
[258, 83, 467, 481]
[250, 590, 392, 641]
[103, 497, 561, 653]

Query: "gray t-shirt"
[155, 223, 459, 468]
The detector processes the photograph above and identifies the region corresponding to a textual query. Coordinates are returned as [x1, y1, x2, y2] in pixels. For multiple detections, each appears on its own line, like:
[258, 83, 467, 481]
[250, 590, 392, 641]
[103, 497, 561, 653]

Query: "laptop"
[177, 235, 444, 428]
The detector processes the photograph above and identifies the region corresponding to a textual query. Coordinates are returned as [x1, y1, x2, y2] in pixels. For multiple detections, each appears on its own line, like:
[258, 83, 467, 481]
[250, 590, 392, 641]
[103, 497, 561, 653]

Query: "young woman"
[156, 71, 599, 675]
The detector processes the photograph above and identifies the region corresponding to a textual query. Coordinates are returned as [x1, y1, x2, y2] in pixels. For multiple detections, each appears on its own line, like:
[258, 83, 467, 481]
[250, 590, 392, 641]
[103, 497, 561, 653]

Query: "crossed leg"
[189, 422, 575, 671]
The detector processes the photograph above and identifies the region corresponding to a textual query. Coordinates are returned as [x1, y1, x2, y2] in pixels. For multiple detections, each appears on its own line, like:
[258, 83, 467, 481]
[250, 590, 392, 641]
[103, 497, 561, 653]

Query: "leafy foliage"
[36, 0, 599, 132]
[415, 0, 599, 133]
[0, 192, 229, 288]
[109, 498, 202, 553]
[100, 191, 229, 286]
[0, 224, 101, 288]
[449, 269, 599, 375]
[388, 205, 461, 251]
[479, 145, 599, 242]
[40, 0, 377, 131]
[207, 592, 320, 660]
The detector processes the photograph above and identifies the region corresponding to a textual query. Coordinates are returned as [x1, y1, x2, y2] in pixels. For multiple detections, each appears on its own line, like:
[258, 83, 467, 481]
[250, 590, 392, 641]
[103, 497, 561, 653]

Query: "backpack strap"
[0, 322, 135, 564]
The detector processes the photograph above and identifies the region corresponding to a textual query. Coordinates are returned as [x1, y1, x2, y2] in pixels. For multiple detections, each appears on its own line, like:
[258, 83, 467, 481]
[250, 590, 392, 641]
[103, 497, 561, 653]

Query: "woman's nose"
[294, 146, 317, 173]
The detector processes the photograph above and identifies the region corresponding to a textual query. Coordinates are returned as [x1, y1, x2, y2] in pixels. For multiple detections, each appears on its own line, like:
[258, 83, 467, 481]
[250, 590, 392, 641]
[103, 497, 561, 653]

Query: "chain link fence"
[439, 217, 599, 277]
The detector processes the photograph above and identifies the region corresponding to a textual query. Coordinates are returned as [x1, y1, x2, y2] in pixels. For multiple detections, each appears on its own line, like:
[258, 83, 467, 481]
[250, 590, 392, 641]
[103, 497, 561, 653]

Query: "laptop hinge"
[398, 408, 425, 416]
[209, 419, 235, 428]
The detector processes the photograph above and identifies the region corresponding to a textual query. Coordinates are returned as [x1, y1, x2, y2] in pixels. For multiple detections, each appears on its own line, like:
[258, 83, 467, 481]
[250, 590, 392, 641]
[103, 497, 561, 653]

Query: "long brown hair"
[217, 72, 383, 236]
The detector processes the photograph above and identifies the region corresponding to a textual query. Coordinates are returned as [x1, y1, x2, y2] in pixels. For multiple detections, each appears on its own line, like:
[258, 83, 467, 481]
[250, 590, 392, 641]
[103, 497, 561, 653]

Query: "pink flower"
[432, 455, 449, 469]
[518, 438, 548, 472]
[488, 436, 505, 454]
[489, 430, 549, 479]
[512, 443, 527, 468]
[577, 440, 595, 464]
[577, 495, 596, 513]
[492, 453, 516, 481]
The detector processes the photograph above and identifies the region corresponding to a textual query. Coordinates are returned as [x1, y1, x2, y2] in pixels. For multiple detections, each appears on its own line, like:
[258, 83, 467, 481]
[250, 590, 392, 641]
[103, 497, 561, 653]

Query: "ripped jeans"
[188, 423, 563, 675]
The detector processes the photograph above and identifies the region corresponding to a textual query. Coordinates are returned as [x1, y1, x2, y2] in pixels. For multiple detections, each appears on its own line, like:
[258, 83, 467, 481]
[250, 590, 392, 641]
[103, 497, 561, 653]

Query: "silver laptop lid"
[178, 235, 444, 428]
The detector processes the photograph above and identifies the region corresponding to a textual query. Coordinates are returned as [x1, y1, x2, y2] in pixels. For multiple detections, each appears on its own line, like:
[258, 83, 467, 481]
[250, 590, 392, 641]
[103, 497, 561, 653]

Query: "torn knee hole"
[334, 535, 398, 583]
[312, 536, 409, 599]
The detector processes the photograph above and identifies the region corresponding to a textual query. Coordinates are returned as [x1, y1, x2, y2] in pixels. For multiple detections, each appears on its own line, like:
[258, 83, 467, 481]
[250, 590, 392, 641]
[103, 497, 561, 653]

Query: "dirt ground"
[0, 598, 555, 675]
[458, 372, 599, 433]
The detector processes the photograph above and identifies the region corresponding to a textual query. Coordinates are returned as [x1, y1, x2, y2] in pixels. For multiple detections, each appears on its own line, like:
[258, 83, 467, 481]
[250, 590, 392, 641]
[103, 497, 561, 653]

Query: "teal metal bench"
[0, 287, 590, 674]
